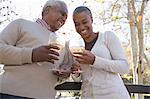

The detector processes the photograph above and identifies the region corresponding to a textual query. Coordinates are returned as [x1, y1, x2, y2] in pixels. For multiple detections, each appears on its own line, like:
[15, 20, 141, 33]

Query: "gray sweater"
[0, 19, 59, 99]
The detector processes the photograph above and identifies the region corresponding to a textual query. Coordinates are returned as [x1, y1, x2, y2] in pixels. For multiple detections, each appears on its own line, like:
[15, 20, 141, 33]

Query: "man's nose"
[62, 15, 67, 23]
[60, 15, 67, 26]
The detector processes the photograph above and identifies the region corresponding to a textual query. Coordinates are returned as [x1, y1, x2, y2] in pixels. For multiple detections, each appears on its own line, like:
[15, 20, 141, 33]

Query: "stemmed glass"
[69, 37, 85, 73]
[48, 33, 65, 72]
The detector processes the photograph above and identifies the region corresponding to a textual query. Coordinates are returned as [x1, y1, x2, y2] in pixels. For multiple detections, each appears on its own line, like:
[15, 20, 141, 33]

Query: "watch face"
[0, 64, 4, 75]
[0, 69, 5, 75]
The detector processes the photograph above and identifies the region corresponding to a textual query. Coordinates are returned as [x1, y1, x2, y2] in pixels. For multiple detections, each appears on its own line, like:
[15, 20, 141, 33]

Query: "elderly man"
[0, 0, 68, 99]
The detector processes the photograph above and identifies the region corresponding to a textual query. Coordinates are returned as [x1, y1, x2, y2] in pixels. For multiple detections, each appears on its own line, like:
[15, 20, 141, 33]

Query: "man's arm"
[0, 19, 33, 65]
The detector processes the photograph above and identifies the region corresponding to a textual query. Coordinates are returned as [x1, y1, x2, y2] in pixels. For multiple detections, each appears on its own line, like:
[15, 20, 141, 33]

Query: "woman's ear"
[91, 17, 93, 23]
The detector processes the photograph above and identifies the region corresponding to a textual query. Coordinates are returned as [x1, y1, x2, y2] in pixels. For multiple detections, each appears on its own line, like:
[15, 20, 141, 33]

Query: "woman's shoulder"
[97, 31, 115, 37]
[103, 31, 118, 41]
[103, 31, 115, 36]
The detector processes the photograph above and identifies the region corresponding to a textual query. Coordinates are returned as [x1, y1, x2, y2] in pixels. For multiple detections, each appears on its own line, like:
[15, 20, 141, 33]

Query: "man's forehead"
[55, 4, 68, 14]
[43, 2, 68, 15]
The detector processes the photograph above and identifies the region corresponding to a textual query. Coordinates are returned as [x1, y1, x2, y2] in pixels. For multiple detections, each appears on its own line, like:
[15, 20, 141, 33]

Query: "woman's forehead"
[74, 11, 91, 19]
[74, 11, 91, 17]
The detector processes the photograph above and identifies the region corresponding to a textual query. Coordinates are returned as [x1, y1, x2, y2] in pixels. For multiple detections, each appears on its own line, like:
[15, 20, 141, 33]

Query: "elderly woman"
[0, 0, 68, 99]
[72, 6, 130, 99]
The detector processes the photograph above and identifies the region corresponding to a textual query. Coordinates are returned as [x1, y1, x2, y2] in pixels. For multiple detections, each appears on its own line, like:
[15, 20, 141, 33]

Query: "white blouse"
[78, 31, 130, 99]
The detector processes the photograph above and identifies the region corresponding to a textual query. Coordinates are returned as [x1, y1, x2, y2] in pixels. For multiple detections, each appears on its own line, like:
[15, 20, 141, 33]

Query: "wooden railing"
[125, 84, 150, 94]
[55, 82, 81, 91]
[55, 82, 150, 94]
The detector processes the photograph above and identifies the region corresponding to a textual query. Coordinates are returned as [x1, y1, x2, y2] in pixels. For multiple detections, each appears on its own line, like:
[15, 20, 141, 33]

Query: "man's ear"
[44, 6, 50, 15]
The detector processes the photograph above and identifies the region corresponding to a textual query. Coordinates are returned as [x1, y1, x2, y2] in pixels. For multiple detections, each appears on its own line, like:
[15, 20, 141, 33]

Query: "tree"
[0, 0, 18, 30]
[127, 0, 149, 99]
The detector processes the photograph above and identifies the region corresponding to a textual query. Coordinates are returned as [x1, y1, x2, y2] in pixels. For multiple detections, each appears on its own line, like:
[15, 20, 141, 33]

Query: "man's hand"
[71, 64, 81, 73]
[52, 68, 71, 78]
[32, 45, 60, 64]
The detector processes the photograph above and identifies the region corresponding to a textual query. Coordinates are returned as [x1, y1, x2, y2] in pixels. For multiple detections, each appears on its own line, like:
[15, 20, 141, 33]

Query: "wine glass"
[48, 33, 65, 72]
[69, 36, 85, 73]
[69, 36, 85, 53]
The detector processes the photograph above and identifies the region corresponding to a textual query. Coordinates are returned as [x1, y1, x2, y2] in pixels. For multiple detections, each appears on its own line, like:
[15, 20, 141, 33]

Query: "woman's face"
[73, 11, 93, 40]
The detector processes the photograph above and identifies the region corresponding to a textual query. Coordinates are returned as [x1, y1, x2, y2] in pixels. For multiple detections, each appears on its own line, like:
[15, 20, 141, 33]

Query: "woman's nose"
[80, 25, 85, 31]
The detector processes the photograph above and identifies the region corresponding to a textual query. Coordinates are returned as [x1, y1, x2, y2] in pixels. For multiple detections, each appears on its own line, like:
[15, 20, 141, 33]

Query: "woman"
[72, 6, 130, 99]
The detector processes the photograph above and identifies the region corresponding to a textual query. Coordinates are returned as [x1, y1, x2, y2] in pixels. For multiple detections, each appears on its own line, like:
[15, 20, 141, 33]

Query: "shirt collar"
[36, 18, 52, 31]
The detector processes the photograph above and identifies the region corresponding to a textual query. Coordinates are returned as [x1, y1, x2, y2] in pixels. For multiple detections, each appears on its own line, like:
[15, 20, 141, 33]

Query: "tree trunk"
[136, 0, 147, 99]
[127, 0, 138, 85]
[128, 0, 147, 99]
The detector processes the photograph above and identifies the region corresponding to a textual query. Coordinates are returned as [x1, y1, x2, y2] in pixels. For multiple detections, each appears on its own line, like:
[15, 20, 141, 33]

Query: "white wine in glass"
[48, 33, 65, 72]
[69, 37, 85, 54]
[69, 37, 85, 73]
[70, 46, 85, 54]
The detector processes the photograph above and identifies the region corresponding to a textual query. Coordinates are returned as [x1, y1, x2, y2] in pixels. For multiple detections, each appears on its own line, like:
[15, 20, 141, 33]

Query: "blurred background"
[0, 0, 150, 99]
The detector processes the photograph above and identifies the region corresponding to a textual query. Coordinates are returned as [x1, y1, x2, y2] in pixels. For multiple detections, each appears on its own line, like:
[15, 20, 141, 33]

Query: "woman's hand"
[73, 50, 95, 65]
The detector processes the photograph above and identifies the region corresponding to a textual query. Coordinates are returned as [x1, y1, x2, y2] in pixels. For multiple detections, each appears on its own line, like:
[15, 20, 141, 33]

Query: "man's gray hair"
[42, 0, 68, 13]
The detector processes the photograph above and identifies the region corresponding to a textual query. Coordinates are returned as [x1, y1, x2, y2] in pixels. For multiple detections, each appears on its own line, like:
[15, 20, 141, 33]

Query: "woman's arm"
[91, 31, 129, 74]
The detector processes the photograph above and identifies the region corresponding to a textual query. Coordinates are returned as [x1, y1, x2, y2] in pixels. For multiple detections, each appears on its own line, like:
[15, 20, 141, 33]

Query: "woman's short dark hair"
[73, 6, 93, 22]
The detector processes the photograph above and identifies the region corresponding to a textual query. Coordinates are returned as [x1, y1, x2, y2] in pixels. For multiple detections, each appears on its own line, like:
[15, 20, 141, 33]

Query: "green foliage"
[145, 17, 150, 35]
[0, 0, 18, 24]
[95, 0, 105, 3]
[111, 16, 120, 21]
[131, 96, 135, 99]
[122, 74, 133, 84]
[143, 66, 150, 85]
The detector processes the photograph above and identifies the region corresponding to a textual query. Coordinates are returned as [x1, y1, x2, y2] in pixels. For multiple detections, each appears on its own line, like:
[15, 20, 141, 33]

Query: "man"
[0, 0, 68, 99]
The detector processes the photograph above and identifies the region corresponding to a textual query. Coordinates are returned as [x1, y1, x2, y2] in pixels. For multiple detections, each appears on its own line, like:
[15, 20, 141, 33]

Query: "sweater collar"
[36, 18, 52, 31]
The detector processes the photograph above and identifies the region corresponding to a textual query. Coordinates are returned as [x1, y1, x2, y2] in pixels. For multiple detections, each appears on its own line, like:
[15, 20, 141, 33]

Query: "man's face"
[45, 6, 68, 32]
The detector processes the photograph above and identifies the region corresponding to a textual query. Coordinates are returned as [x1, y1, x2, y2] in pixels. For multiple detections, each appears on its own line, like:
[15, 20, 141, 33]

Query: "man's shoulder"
[12, 18, 33, 24]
